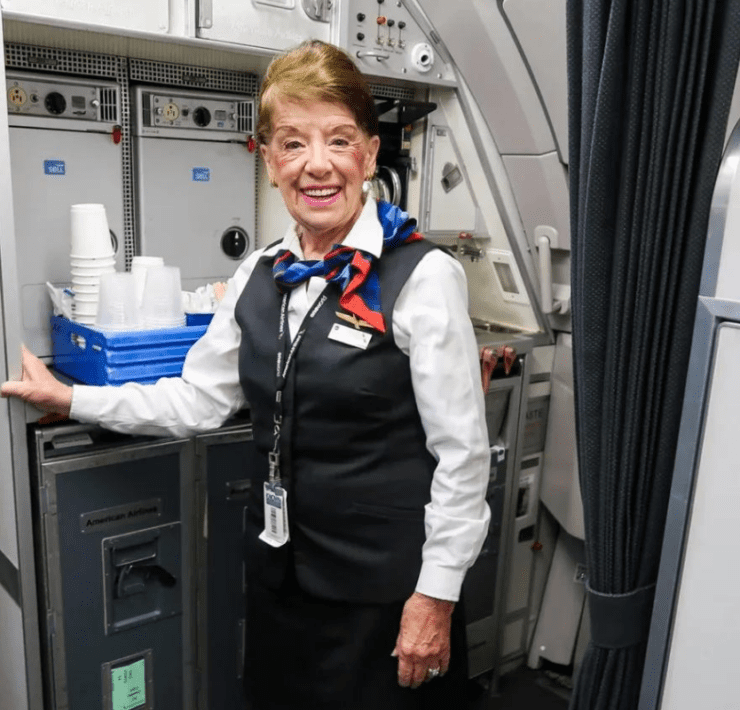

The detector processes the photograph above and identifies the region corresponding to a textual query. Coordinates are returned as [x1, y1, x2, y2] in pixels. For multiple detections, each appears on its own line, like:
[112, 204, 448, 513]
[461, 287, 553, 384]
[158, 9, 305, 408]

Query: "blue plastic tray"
[51, 315, 212, 386]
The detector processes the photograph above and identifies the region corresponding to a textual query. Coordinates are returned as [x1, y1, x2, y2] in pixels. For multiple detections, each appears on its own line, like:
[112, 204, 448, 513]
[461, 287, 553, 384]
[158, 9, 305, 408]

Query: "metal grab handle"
[536, 226, 572, 315]
[378, 165, 402, 207]
[537, 230, 556, 314]
[356, 50, 391, 61]
[535, 225, 572, 315]
[115, 562, 177, 599]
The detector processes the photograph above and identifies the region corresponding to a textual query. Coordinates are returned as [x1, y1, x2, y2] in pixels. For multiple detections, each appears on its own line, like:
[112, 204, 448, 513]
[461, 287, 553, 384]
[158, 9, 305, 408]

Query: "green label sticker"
[111, 658, 146, 710]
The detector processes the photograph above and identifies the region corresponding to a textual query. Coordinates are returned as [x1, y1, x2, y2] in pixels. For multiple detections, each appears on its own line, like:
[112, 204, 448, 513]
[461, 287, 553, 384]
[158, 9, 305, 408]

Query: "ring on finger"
[426, 667, 440, 680]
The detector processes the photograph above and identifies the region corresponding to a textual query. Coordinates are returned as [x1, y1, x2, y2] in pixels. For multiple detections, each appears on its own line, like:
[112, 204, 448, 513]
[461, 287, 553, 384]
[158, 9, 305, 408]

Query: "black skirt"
[243, 569, 469, 710]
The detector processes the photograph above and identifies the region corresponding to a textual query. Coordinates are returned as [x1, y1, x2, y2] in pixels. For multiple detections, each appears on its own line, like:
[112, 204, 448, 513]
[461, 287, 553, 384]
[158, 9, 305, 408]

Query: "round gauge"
[7, 86, 27, 107]
[162, 102, 180, 121]
[44, 91, 67, 115]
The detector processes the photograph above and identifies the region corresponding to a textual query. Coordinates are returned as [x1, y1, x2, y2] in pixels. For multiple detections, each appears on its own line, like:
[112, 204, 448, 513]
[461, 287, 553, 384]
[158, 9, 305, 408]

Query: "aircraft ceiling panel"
[502, 0, 569, 164]
[419, 0, 555, 155]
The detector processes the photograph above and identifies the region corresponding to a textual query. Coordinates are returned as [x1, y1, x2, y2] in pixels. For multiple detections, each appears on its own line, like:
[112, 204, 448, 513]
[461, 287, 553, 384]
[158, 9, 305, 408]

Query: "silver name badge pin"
[328, 323, 372, 350]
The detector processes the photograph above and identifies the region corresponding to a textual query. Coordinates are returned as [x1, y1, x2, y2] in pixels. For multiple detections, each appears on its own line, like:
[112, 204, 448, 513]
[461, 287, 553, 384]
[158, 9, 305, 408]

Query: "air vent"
[369, 83, 416, 101]
[236, 100, 254, 133]
[140, 92, 152, 128]
[98, 87, 119, 123]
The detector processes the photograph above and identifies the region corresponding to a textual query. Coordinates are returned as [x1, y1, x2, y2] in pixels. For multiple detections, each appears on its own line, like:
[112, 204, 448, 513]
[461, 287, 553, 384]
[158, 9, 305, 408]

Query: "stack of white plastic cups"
[140, 265, 186, 328]
[131, 256, 164, 308]
[94, 272, 144, 332]
[69, 204, 115, 325]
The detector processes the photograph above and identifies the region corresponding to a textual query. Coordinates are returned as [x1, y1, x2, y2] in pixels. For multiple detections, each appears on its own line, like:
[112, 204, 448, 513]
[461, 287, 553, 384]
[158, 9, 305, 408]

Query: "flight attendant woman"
[2, 40, 491, 709]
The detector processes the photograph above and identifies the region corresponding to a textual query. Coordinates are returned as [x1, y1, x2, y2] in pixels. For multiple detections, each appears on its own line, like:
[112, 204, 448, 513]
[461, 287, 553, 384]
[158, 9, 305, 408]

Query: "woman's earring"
[270, 179, 277, 188]
[362, 171, 375, 196]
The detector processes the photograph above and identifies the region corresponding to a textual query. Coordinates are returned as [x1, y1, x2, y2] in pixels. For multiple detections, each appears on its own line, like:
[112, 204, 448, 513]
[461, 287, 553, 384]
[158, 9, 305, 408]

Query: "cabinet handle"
[199, 0, 213, 29]
[356, 50, 391, 61]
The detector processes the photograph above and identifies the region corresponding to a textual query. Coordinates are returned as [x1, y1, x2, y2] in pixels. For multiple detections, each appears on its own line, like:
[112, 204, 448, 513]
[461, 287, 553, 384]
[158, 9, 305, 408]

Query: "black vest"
[235, 239, 440, 603]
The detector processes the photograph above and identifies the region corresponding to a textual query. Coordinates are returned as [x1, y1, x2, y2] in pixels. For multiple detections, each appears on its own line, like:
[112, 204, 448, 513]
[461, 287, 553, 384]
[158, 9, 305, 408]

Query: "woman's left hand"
[393, 591, 455, 689]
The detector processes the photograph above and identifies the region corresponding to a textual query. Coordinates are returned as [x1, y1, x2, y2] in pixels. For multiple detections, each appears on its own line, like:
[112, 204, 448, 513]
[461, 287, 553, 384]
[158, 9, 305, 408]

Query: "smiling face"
[260, 95, 380, 250]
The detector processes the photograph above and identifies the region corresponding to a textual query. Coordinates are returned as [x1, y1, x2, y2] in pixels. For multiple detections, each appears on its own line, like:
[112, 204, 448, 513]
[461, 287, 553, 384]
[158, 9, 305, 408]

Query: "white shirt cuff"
[415, 562, 466, 602]
[69, 384, 106, 423]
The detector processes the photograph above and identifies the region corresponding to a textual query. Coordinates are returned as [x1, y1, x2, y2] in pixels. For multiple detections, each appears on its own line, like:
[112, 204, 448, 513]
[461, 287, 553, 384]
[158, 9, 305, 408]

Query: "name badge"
[328, 323, 372, 350]
[259, 482, 290, 547]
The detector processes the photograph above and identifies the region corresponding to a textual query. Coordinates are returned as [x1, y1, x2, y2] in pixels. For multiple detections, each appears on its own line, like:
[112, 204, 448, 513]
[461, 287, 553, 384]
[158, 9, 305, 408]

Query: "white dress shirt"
[70, 199, 491, 601]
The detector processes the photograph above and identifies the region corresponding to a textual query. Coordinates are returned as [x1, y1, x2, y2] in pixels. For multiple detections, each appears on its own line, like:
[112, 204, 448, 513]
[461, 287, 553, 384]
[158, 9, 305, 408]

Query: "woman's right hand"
[1, 345, 73, 416]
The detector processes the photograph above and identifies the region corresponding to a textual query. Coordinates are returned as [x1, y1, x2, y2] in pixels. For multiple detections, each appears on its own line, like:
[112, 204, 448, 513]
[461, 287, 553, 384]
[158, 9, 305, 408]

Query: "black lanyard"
[269, 289, 329, 483]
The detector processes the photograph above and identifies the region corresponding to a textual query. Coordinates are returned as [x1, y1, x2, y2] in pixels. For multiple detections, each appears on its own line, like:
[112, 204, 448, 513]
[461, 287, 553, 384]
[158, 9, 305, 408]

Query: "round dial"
[7, 86, 27, 107]
[44, 91, 67, 115]
[162, 102, 180, 121]
[221, 227, 250, 259]
[192, 107, 212, 127]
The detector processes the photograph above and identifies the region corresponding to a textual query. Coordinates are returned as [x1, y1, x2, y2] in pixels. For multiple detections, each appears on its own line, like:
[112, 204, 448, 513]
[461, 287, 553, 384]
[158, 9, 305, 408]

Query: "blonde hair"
[256, 40, 379, 145]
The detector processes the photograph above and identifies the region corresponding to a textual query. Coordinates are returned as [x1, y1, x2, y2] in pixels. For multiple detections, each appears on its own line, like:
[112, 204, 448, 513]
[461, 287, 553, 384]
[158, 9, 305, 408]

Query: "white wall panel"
[0, 401, 19, 569]
[0, 14, 21, 570]
[420, 0, 556, 155]
[713, 151, 740, 302]
[0, 585, 28, 710]
[502, 0, 569, 163]
[502, 153, 570, 254]
[660, 323, 740, 710]
[539, 333, 583, 539]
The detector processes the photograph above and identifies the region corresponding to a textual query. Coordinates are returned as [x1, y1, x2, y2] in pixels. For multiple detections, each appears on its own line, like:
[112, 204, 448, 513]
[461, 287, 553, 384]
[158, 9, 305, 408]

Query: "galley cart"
[193, 420, 257, 710]
[29, 423, 196, 710]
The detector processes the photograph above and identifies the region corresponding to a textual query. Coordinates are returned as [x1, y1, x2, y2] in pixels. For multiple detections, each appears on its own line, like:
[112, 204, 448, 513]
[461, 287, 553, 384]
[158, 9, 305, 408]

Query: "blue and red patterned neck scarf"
[272, 201, 422, 333]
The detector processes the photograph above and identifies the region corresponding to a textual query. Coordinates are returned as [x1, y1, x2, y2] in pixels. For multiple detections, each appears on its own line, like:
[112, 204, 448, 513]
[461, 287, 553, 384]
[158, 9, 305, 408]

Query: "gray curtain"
[567, 1, 740, 708]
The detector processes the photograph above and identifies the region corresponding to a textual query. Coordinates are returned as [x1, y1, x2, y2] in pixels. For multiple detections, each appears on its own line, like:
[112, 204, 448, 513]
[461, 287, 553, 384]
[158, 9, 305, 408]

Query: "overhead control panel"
[340, 0, 456, 86]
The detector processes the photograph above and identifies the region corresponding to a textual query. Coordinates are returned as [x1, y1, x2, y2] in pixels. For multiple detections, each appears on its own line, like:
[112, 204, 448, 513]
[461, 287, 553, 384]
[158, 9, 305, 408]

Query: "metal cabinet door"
[9, 126, 125, 360]
[197, 0, 332, 52]
[1, 0, 169, 34]
[34, 429, 195, 710]
[194, 423, 256, 710]
[135, 136, 255, 290]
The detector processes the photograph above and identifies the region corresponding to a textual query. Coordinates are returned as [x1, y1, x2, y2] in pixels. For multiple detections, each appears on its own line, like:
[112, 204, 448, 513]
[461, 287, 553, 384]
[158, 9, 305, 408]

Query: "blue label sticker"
[44, 160, 65, 175]
[192, 167, 210, 182]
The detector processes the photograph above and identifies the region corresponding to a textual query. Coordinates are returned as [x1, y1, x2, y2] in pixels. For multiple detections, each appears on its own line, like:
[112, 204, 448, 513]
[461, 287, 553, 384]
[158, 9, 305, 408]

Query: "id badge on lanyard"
[259, 291, 328, 548]
[259, 481, 289, 547]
